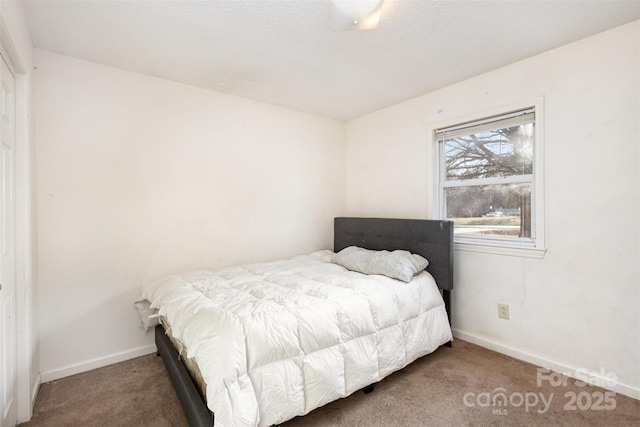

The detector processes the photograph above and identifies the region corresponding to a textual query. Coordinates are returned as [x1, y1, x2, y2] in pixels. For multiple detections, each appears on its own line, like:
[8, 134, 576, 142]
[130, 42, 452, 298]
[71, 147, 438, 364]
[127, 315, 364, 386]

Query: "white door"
[0, 54, 16, 427]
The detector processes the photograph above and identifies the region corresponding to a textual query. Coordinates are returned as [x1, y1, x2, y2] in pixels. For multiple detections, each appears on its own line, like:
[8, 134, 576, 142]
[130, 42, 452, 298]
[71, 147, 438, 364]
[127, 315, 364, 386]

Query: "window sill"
[454, 241, 547, 259]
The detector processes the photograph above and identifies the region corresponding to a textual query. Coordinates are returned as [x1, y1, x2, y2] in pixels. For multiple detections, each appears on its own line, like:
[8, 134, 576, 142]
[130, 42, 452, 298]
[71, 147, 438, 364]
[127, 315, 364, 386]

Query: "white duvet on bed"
[142, 250, 452, 427]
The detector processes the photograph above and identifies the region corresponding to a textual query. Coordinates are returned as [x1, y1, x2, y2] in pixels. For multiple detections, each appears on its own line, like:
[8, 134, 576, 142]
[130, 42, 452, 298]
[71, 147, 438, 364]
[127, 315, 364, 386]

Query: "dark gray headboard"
[334, 217, 454, 291]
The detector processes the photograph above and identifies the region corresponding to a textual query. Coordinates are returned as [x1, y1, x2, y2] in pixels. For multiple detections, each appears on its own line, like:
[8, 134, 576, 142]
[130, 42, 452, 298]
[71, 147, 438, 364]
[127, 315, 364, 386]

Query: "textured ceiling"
[22, 0, 640, 120]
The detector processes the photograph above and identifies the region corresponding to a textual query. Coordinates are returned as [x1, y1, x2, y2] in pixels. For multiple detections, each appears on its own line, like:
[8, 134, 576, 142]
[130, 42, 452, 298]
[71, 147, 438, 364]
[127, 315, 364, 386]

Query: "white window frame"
[428, 98, 546, 258]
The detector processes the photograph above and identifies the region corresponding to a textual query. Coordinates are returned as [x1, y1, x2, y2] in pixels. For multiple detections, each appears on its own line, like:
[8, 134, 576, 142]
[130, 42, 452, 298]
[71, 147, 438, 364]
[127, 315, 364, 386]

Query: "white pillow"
[331, 246, 429, 282]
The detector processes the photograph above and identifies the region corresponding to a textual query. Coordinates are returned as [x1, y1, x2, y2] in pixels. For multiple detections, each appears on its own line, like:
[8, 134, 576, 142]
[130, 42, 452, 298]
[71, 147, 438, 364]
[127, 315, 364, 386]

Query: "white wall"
[35, 50, 345, 380]
[344, 21, 640, 397]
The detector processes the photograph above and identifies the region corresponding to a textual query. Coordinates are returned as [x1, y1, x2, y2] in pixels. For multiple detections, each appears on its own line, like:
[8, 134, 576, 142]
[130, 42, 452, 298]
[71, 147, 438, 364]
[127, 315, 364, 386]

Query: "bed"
[145, 217, 454, 427]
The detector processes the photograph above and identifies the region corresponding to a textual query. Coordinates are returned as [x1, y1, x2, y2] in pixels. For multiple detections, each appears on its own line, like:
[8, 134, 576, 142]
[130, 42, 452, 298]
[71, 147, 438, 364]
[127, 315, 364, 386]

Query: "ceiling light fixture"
[329, 0, 385, 31]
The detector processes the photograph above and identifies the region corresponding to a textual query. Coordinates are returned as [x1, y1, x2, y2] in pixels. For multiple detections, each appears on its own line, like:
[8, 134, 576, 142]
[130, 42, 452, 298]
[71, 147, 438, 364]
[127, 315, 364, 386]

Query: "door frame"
[0, 6, 36, 423]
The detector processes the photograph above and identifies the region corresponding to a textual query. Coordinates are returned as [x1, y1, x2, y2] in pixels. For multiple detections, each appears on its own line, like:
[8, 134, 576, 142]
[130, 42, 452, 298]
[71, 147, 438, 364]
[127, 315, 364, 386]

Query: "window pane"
[445, 183, 532, 239]
[444, 123, 534, 181]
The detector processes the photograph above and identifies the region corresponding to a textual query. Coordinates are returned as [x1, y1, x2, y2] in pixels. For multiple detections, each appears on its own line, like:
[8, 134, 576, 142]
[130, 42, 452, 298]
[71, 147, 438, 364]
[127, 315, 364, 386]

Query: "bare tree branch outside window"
[440, 122, 534, 240]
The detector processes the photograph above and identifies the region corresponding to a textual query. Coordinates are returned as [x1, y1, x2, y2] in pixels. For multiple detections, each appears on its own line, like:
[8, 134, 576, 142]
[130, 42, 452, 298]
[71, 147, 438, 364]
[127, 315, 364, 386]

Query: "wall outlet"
[498, 303, 510, 320]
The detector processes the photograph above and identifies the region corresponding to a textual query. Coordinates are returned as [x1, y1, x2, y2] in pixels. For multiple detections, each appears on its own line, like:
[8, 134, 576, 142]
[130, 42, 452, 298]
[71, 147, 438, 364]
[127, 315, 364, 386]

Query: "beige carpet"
[20, 340, 640, 426]
[19, 352, 187, 427]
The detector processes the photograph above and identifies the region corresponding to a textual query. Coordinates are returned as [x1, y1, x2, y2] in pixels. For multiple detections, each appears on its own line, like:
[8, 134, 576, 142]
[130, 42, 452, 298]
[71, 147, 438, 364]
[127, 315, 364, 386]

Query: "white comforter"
[143, 250, 452, 427]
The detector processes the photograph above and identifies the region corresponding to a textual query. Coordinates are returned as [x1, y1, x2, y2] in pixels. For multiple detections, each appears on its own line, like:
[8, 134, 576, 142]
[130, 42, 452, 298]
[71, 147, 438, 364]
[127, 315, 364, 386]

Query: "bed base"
[442, 289, 452, 347]
[155, 325, 214, 427]
[155, 217, 454, 426]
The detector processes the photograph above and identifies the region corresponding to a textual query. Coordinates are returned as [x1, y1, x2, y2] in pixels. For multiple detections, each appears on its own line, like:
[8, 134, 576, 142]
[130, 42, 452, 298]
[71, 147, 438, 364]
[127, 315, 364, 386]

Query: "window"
[432, 99, 545, 257]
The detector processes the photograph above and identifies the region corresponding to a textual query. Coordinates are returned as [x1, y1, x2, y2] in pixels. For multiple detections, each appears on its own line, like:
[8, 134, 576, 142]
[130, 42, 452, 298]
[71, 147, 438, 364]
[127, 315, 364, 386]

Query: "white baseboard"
[31, 374, 40, 409]
[40, 344, 157, 383]
[17, 374, 41, 424]
[452, 328, 640, 400]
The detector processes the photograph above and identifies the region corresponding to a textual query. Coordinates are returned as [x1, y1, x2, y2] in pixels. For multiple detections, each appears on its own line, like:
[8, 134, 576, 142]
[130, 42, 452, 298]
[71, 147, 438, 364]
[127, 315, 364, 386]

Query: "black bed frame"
[155, 217, 454, 427]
